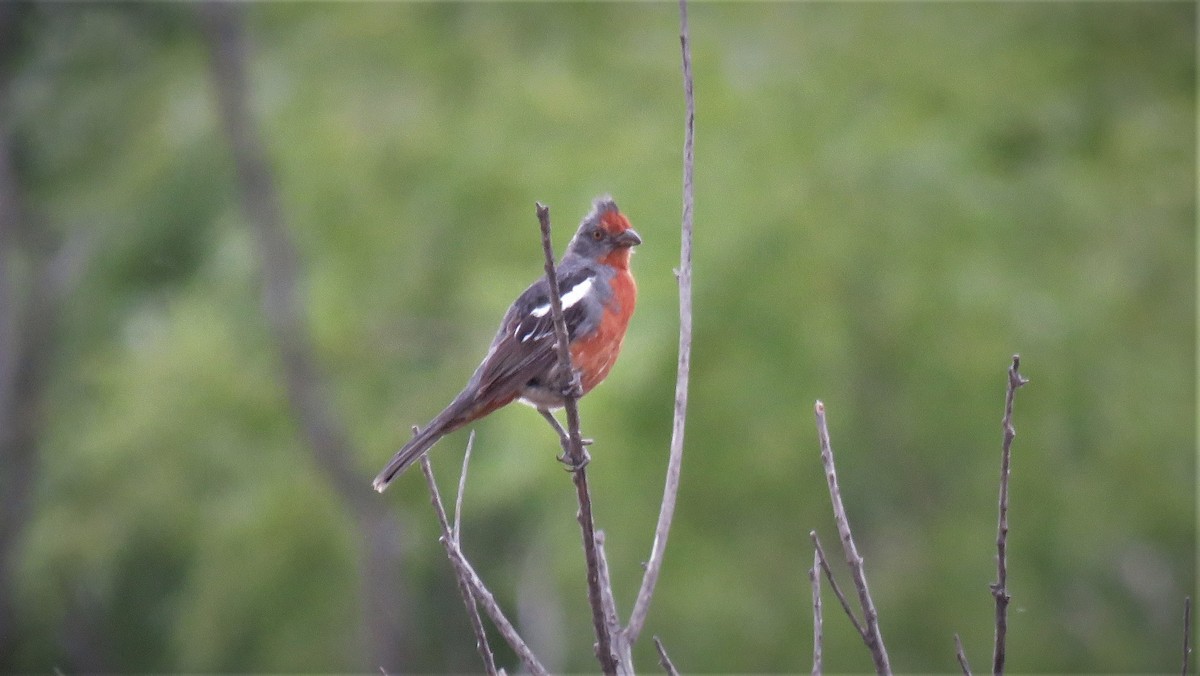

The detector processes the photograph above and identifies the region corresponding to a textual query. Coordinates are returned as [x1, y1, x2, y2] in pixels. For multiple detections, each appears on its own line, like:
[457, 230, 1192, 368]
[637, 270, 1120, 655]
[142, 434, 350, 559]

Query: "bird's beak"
[616, 228, 642, 248]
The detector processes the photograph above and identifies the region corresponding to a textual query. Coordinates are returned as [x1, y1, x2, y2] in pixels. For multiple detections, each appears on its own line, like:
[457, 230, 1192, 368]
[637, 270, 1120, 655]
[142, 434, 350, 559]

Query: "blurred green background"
[0, 2, 1194, 673]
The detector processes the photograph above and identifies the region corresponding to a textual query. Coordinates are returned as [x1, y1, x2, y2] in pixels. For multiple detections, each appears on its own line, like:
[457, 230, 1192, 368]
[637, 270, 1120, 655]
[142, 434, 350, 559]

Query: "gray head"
[565, 196, 642, 262]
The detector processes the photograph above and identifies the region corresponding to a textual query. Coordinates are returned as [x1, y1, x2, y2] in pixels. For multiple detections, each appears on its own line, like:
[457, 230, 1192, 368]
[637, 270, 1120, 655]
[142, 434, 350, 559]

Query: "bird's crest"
[587, 195, 632, 235]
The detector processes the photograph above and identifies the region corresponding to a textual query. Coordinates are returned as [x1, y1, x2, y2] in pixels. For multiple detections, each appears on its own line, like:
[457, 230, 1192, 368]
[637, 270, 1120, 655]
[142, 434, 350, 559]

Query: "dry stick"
[991, 355, 1028, 675]
[811, 550, 824, 676]
[954, 633, 973, 676]
[809, 530, 867, 639]
[653, 636, 681, 676]
[443, 532, 549, 676]
[1183, 596, 1192, 676]
[814, 401, 892, 675]
[419, 451, 502, 676]
[534, 203, 619, 675]
[593, 531, 633, 673]
[453, 430, 476, 540]
[626, 0, 695, 646]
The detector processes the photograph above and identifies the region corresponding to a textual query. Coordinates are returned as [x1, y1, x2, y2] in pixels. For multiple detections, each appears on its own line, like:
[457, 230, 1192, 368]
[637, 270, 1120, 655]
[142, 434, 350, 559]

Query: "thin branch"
[653, 636, 681, 676]
[991, 355, 1027, 675]
[814, 401, 892, 675]
[454, 430, 476, 541]
[534, 203, 619, 675]
[446, 534, 549, 676]
[1183, 596, 1192, 676]
[809, 530, 867, 639]
[627, 0, 694, 646]
[594, 530, 633, 674]
[954, 633, 973, 676]
[810, 550, 823, 676]
[420, 454, 498, 676]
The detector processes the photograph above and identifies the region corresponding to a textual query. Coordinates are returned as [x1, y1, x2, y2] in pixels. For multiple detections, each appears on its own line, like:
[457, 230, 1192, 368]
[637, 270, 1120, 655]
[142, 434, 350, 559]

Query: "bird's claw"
[557, 447, 592, 472]
[560, 373, 584, 400]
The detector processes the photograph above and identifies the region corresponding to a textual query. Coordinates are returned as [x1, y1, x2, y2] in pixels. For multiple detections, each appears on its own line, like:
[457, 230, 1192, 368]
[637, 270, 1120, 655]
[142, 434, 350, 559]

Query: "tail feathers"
[372, 423, 447, 493]
[374, 387, 514, 493]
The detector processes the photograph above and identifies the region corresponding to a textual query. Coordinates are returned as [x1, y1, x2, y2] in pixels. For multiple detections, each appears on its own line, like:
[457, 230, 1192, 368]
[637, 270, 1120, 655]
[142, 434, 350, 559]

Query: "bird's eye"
[591, 229, 604, 241]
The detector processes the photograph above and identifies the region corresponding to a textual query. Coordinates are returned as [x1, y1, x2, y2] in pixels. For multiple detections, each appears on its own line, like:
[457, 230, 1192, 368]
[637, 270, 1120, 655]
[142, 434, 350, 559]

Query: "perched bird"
[373, 197, 641, 492]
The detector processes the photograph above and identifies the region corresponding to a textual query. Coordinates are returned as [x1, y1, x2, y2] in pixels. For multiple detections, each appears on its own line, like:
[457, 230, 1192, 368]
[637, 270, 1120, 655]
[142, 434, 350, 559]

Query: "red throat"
[599, 210, 634, 269]
[599, 247, 633, 270]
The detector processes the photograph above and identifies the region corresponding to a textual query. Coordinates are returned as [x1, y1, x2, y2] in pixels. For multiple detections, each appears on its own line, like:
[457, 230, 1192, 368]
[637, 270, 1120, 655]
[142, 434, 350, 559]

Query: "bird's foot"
[558, 446, 592, 472]
[560, 373, 584, 400]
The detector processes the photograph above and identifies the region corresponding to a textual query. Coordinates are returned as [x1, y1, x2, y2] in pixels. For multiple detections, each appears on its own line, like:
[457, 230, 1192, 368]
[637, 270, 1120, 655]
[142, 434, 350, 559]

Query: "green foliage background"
[3, 2, 1195, 672]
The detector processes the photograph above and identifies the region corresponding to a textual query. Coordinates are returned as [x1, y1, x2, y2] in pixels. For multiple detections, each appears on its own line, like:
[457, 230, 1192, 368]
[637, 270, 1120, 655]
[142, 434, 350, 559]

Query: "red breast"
[570, 268, 636, 395]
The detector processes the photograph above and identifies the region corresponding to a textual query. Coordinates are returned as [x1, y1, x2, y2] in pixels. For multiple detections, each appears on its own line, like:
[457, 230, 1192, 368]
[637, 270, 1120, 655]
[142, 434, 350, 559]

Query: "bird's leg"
[539, 407, 569, 443]
[538, 408, 592, 470]
[538, 408, 594, 446]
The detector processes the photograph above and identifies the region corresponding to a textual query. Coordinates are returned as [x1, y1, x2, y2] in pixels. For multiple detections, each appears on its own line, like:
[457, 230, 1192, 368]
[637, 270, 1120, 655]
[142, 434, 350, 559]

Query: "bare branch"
[454, 430, 476, 542]
[810, 550, 823, 676]
[444, 534, 549, 676]
[814, 401, 891, 675]
[653, 636, 681, 676]
[954, 633, 972, 676]
[420, 453, 499, 676]
[1183, 596, 1192, 676]
[534, 203, 619, 675]
[991, 355, 1027, 675]
[628, 0, 694, 646]
[809, 531, 867, 639]
[594, 530, 633, 674]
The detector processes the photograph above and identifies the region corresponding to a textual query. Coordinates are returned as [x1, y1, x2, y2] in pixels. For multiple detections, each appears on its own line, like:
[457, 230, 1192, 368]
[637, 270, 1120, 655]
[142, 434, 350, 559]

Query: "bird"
[373, 196, 641, 493]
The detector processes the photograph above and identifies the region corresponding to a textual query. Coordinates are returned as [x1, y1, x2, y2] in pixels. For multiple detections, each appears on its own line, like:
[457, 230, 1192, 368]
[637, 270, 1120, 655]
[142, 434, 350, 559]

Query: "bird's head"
[565, 196, 642, 268]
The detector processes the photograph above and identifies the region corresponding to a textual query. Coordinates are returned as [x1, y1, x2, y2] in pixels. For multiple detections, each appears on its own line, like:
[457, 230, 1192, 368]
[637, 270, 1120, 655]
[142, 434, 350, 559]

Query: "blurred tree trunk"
[199, 5, 412, 670]
[0, 6, 97, 664]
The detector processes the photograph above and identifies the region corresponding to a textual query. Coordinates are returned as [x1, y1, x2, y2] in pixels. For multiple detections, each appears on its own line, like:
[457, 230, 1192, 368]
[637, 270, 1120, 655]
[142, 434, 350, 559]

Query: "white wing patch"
[530, 276, 594, 318]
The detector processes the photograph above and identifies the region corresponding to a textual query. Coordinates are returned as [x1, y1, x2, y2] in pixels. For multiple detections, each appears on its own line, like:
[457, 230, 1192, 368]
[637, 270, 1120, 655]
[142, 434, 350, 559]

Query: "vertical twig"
[419, 452, 499, 676]
[991, 355, 1027, 675]
[810, 550, 823, 676]
[627, 0, 695, 646]
[653, 636, 681, 676]
[593, 530, 633, 673]
[1183, 596, 1192, 676]
[534, 203, 619, 675]
[954, 633, 973, 676]
[453, 430, 475, 540]
[814, 401, 892, 675]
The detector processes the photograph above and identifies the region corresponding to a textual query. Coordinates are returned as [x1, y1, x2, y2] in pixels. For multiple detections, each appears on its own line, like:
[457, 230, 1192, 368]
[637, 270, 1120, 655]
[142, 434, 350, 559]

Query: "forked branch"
[420, 448, 545, 675]
[814, 401, 891, 675]
[418, 443, 499, 676]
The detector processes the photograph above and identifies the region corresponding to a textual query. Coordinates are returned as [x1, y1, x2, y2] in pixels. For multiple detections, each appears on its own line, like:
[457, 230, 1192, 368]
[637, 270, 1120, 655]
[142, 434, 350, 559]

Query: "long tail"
[372, 421, 449, 493]
[374, 384, 517, 492]
[373, 389, 497, 492]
